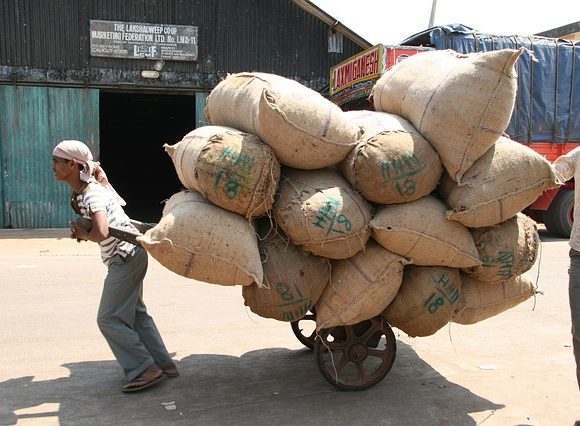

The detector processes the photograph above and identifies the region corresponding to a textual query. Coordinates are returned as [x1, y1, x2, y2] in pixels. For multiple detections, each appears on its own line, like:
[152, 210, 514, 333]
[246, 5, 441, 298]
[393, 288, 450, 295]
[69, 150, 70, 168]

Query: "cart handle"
[74, 217, 156, 247]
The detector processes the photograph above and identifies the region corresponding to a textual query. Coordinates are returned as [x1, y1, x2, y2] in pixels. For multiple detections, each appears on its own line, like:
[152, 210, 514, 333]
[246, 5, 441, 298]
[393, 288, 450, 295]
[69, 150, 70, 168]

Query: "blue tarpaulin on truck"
[401, 24, 579, 144]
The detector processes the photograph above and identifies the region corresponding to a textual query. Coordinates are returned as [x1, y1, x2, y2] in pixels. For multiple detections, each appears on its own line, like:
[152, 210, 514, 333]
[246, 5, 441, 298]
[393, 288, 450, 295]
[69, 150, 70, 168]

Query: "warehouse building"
[0, 0, 370, 227]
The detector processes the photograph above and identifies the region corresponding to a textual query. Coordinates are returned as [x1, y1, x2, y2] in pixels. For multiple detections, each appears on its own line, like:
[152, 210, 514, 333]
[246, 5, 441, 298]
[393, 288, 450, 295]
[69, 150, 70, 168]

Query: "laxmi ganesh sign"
[330, 45, 382, 96]
[329, 44, 432, 107]
[90, 20, 198, 61]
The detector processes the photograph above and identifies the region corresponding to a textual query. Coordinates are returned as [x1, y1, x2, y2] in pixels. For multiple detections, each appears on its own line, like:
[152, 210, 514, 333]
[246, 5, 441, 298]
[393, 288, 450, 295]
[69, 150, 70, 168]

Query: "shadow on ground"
[0, 342, 503, 425]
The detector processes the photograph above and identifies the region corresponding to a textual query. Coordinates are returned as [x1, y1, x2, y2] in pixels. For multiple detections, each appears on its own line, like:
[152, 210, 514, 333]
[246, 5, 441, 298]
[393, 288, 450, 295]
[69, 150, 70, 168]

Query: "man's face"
[51, 156, 75, 181]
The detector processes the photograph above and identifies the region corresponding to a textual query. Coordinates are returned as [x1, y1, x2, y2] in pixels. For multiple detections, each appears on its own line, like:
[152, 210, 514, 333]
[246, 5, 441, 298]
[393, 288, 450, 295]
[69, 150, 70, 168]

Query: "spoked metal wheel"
[290, 308, 317, 350]
[314, 316, 396, 391]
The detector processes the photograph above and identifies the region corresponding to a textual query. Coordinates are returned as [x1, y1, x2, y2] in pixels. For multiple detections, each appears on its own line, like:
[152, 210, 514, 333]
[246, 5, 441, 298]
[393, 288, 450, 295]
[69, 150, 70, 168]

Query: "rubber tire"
[543, 189, 574, 238]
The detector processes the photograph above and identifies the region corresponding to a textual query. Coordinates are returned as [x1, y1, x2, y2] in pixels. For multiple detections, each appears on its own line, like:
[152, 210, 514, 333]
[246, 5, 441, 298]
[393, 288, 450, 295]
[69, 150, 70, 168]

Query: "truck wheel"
[543, 189, 574, 238]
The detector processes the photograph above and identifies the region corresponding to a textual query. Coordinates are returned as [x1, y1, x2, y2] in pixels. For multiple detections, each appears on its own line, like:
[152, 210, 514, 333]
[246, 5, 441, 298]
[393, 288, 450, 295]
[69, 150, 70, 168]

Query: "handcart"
[77, 218, 398, 391]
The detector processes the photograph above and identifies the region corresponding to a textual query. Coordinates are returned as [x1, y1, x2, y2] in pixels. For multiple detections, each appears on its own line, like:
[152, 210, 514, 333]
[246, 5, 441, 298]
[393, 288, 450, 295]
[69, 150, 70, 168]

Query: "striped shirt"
[73, 181, 137, 265]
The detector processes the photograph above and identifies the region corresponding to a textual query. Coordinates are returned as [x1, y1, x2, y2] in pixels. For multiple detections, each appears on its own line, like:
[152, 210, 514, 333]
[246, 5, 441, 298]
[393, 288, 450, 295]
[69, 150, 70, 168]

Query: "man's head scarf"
[52, 140, 97, 183]
[53, 139, 126, 206]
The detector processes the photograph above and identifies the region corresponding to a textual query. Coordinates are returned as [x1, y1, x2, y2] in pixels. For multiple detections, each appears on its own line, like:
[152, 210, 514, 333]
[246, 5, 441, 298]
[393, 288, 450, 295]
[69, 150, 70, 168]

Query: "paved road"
[0, 228, 579, 425]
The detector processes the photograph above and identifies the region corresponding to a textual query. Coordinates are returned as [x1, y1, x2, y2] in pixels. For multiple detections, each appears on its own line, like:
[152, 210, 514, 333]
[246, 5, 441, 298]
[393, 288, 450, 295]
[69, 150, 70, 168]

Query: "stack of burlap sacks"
[137, 48, 560, 337]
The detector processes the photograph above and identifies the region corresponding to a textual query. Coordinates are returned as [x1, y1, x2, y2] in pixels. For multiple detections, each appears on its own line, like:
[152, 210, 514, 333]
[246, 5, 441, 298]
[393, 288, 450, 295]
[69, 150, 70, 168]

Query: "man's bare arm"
[71, 210, 109, 242]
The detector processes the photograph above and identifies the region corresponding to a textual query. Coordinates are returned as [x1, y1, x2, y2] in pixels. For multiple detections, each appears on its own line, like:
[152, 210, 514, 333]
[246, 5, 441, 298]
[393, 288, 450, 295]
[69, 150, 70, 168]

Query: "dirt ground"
[0, 227, 579, 425]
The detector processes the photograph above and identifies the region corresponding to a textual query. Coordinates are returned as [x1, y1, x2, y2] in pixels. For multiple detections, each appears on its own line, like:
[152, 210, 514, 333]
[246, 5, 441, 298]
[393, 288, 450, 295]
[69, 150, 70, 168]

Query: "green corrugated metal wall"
[0, 85, 99, 228]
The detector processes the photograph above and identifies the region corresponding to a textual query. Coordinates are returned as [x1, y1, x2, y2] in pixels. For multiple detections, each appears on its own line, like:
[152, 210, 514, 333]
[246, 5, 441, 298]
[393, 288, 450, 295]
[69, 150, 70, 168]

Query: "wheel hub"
[348, 343, 368, 362]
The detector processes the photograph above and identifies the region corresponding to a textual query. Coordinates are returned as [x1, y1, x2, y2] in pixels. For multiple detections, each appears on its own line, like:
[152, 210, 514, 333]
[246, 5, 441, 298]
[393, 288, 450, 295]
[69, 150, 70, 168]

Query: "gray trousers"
[97, 247, 172, 381]
[568, 249, 580, 390]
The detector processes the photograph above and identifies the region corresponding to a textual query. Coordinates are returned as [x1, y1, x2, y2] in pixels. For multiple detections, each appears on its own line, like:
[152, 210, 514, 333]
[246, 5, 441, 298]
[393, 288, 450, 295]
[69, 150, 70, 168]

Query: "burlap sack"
[464, 213, 539, 282]
[452, 273, 537, 325]
[274, 167, 372, 259]
[344, 109, 403, 135]
[436, 171, 456, 199]
[371, 49, 522, 183]
[340, 111, 442, 204]
[383, 265, 462, 337]
[164, 126, 280, 219]
[204, 72, 360, 169]
[446, 137, 560, 227]
[242, 229, 330, 322]
[137, 190, 263, 286]
[371, 195, 481, 267]
[315, 240, 407, 330]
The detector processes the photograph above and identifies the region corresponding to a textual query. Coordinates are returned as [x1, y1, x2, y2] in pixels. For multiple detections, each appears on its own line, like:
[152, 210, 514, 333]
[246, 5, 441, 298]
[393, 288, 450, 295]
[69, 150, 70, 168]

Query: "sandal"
[161, 362, 179, 378]
[122, 363, 165, 393]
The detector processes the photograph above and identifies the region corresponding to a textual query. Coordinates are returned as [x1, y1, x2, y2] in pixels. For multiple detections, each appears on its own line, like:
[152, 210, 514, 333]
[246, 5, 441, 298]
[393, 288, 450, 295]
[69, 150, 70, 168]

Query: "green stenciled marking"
[423, 293, 445, 314]
[436, 273, 460, 305]
[395, 179, 417, 196]
[312, 196, 352, 236]
[212, 146, 255, 200]
[281, 300, 312, 321]
[273, 282, 311, 322]
[423, 274, 460, 314]
[481, 250, 515, 277]
[275, 282, 296, 302]
[381, 154, 424, 197]
[219, 146, 255, 174]
[481, 255, 495, 267]
[275, 282, 307, 306]
[214, 170, 242, 199]
[497, 251, 515, 277]
[380, 153, 424, 183]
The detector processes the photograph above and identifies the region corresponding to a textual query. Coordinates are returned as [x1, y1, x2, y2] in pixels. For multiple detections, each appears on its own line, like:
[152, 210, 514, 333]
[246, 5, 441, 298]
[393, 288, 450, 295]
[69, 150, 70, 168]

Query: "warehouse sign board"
[90, 20, 198, 61]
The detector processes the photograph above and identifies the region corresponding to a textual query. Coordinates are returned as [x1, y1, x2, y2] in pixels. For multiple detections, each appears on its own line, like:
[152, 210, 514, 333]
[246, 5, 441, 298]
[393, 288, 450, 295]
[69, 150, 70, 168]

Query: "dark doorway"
[99, 92, 195, 223]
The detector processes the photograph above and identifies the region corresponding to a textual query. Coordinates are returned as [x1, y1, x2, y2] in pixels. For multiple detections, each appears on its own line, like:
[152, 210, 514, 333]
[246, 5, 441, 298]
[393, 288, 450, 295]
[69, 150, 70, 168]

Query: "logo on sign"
[396, 54, 409, 64]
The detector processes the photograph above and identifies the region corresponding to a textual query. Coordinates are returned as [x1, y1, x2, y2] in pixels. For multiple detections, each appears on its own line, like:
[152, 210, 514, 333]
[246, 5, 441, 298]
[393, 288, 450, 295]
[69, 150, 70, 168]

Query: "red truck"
[329, 24, 580, 237]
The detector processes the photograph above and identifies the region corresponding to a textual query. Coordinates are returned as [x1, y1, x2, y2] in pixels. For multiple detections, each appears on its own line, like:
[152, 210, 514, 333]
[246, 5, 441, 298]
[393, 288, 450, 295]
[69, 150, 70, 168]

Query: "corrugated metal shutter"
[0, 0, 363, 90]
[0, 85, 99, 228]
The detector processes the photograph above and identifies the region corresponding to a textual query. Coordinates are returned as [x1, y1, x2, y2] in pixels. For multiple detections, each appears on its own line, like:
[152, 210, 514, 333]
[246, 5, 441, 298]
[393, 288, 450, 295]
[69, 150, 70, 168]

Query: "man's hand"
[70, 219, 94, 242]
[71, 211, 109, 243]
[70, 220, 87, 242]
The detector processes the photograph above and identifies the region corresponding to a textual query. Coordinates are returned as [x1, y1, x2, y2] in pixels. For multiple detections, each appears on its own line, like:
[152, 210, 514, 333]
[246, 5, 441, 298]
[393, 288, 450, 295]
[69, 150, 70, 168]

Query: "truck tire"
[543, 189, 574, 238]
